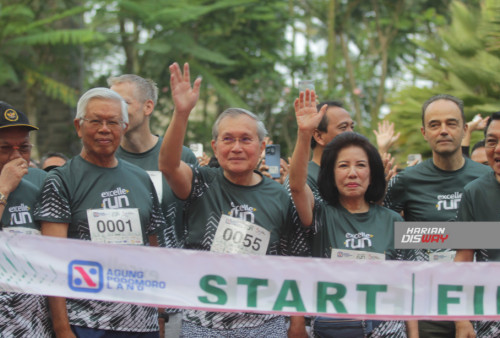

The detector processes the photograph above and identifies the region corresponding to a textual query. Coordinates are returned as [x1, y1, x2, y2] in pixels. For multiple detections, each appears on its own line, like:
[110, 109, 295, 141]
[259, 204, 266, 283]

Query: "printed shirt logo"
[4, 109, 18, 122]
[68, 260, 103, 293]
[101, 187, 130, 209]
[9, 203, 32, 226]
[228, 202, 256, 223]
[344, 232, 373, 249]
[435, 192, 462, 211]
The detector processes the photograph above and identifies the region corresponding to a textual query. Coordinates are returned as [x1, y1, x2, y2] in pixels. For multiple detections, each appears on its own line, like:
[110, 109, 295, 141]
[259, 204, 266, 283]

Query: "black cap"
[0, 102, 38, 131]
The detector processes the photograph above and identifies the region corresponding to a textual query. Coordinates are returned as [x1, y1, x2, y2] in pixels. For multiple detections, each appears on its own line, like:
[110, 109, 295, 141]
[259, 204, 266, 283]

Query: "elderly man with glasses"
[35, 88, 173, 338]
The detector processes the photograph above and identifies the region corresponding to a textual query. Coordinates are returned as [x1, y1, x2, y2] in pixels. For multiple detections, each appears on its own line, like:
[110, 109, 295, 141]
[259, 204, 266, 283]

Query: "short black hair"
[484, 111, 500, 137]
[311, 100, 344, 149]
[471, 139, 485, 153]
[318, 132, 386, 206]
[421, 94, 465, 127]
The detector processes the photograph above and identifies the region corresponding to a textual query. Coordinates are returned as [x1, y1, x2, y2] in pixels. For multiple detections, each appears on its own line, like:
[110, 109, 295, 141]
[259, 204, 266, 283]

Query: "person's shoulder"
[119, 158, 149, 176]
[180, 145, 198, 166]
[372, 203, 404, 221]
[260, 176, 290, 198]
[464, 157, 493, 175]
[18, 177, 39, 192]
[25, 167, 47, 187]
[463, 170, 494, 192]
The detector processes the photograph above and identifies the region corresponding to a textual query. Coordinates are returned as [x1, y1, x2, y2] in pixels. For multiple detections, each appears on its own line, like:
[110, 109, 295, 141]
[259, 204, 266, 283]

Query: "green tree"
[0, 1, 104, 158]
[88, 0, 292, 155]
[387, 0, 500, 165]
[293, 0, 454, 138]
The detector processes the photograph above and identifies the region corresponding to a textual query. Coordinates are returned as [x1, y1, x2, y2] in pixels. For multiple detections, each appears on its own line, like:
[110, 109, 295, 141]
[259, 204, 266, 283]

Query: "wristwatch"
[0, 192, 7, 206]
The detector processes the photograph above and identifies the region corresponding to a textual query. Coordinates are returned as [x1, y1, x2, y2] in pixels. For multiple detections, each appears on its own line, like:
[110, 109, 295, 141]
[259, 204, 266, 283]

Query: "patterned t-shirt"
[181, 166, 299, 330]
[0, 178, 53, 337]
[34, 155, 172, 332]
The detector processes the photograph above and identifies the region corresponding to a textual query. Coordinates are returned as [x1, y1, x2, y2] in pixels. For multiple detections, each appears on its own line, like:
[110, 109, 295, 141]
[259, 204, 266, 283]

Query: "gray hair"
[212, 108, 267, 142]
[76, 87, 128, 124]
[107, 74, 158, 106]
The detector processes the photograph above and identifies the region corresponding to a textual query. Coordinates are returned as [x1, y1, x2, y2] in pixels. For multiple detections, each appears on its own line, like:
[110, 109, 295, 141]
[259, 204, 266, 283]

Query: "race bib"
[211, 215, 270, 255]
[4, 227, 40, 236]
[87, 208, 143, 245]
[147, 171, 163, 201]
[331, 249, 386, 261]
[429, 250, 456, 262]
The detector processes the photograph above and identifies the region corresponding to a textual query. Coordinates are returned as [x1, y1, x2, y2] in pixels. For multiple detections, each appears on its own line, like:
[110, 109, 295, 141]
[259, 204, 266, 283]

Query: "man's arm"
[158, 62, 201, 200]
[41, 221, 75, 338]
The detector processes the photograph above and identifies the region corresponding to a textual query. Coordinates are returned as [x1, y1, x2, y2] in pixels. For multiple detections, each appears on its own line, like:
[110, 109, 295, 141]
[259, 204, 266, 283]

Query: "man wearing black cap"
[0, 101, 53, 336]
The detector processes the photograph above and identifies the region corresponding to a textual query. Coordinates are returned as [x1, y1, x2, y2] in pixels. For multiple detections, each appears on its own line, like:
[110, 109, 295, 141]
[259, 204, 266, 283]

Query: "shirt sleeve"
[383, 173, 406, 213]
[33, 174, 72, 223]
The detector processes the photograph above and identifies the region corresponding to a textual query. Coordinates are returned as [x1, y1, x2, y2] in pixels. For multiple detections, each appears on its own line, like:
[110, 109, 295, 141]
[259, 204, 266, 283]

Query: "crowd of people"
[0, 61, 497, 338]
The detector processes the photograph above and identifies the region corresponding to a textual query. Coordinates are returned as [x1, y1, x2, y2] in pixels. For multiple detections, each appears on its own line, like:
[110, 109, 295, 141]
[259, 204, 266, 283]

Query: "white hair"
[76, 87, 128, 124]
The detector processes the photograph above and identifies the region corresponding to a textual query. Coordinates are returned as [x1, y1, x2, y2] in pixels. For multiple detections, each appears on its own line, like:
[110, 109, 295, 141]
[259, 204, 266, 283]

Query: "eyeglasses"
[485, 138, 500, 149]
[219, 136, 255, 145]
[80, 118, 125, 129]
[0, 144, 33, 155]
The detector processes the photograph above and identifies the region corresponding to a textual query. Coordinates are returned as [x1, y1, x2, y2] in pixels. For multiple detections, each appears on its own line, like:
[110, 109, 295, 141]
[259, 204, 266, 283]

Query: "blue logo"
[68, 260, 103, 293]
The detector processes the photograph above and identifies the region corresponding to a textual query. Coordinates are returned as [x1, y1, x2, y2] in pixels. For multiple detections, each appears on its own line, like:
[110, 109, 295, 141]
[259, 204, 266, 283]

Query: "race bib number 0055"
[87, 208, 143, 245]
[211, 215, 270, 256]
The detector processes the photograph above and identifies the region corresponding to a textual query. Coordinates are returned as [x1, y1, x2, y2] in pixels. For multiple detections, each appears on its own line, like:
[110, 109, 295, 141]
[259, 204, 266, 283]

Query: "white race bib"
[429, 250, 456, 262]
[147, 171, 163, 201]
[87, 208, 143, 245]
[4, 227, 40, 236]
[211, 215, 270, 255]
[331, 249, 386, 261]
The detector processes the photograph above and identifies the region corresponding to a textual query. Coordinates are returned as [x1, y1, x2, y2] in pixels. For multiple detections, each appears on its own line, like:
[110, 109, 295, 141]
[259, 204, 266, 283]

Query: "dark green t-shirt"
[311, 200, 403, 260]
[0, 178, 52, 337]
[458, 171, 500, 261]
[307, 161, 320, 197]
[25, 167, 47, 188]
[115, 137, 197, 245]
[1, 179, 40, 232]
[34, 155, 169, 332]
[182, 166, 297, 330]
[385, 158, 491, 262]
[385, 158, 491, 222]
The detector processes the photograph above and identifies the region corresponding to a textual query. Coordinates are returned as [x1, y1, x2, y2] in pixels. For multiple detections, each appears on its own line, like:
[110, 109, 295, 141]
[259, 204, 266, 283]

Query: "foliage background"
[0, 0, 499, 166]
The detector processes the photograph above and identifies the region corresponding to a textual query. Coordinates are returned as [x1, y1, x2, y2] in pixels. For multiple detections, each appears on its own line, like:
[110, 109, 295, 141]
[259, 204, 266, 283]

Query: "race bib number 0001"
[87, 208, 143, 245]
[211, 215, 270, 256]
[331, 249, 386, 261]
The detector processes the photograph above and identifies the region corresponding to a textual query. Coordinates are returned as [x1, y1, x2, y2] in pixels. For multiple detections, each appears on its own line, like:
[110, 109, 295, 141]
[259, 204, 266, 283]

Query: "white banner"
[1, 232, 499, 320]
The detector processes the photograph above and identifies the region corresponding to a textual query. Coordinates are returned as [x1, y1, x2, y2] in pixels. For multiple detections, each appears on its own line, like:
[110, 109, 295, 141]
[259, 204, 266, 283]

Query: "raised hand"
[294, 90, 326, 133]
[169, 62, 202, 116]
[373, 120, 400, 154]
[467, 114, 489, 132]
